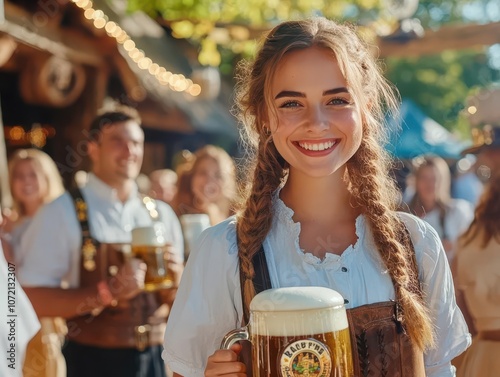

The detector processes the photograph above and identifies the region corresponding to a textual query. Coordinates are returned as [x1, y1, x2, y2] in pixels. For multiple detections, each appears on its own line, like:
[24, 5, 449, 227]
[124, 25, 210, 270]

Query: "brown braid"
[234, 17, 434, 350]
[348, 134, 435, 350]
[236, 137, 286, 313]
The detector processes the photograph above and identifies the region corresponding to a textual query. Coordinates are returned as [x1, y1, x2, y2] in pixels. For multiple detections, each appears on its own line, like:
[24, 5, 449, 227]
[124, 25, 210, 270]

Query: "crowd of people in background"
[0, 104, 242, 377]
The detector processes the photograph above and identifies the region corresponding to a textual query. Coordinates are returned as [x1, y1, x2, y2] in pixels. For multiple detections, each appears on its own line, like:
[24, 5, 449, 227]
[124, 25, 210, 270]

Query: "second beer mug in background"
[131, 224, 173, 291]
[179, 214, 211, 258]
[221, 287, 353, 377]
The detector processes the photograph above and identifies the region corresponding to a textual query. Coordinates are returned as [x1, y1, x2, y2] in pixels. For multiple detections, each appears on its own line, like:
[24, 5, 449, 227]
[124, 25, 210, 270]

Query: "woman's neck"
[22, 200, 42, 217]
[419, 198, 437, 214]
[280, 169, 360, 224]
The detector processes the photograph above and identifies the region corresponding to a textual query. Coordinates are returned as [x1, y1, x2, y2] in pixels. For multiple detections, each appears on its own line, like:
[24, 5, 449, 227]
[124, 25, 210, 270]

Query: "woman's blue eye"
[329, 97, 349, 105]
[280, 100, 300, 108]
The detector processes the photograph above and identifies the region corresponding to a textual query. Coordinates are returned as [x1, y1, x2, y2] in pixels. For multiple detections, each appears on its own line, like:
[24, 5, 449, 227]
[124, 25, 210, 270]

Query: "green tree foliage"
[385, 0, 500, 136]
[127, 0, 386, 66]
[386, 51, 500, 136]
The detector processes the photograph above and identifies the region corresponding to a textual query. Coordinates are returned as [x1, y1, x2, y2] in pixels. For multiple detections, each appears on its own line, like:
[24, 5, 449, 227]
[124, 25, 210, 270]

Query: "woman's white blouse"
[164, 196, 471, 377]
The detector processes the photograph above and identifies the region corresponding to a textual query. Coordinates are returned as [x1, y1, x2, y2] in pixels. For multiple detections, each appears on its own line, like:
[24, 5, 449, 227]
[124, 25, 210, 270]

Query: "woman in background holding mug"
[164, 17, 470, 377]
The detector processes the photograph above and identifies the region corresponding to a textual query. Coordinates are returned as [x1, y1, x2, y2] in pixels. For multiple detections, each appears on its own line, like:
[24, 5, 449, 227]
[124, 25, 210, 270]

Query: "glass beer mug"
[131, 224, 173, 291]
[179, 214, 210, 259]
[221, 287, 353, 377]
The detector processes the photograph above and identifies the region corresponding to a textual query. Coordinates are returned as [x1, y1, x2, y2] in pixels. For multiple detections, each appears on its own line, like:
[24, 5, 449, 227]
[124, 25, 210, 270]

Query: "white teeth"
[298, 141, 335, 151]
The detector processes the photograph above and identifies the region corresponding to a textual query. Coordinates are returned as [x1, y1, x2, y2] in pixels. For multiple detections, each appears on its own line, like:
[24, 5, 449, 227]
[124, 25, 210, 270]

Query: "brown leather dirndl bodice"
[347, 302, 425, 377]
[66, 188, 166, 350]
[240, 241, 425, 377]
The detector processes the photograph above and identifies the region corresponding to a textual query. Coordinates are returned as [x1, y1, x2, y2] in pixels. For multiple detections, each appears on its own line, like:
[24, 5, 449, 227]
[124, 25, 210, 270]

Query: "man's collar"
[86, 173, 139, 202]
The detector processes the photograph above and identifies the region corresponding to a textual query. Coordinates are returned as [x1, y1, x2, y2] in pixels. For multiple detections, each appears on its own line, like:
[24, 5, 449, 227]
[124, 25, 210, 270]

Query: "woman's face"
[11, 159, 47, 208]
[416, 165, 439, 204]
[268, 46, 363, 179]
[191, 157, 223, 203]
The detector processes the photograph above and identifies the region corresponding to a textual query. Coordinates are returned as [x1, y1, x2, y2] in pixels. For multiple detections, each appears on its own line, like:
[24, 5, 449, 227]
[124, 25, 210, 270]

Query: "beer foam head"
[131, 224, 166, 246]
[250, 287, 344, 311]
[250, 287, 348, 335]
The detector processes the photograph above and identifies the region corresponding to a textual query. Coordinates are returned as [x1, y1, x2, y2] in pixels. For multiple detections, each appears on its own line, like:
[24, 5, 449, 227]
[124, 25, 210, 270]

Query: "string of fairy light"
[71, 0, 202, 97]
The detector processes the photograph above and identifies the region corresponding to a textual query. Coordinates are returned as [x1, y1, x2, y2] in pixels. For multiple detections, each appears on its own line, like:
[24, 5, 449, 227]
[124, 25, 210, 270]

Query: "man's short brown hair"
[88, 106, 141, 141]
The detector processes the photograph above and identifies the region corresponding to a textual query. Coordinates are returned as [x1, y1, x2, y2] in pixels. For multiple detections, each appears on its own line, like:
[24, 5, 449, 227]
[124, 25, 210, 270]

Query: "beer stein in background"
[131, 224, 173, 291]
[221, 287, 353, 377]
[179, 214, 210, 258]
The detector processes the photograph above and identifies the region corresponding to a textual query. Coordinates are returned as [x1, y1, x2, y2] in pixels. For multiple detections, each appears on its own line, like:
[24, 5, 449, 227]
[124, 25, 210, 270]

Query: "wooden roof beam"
[378, 21, 500, 58]
[1, 2, 105, 66]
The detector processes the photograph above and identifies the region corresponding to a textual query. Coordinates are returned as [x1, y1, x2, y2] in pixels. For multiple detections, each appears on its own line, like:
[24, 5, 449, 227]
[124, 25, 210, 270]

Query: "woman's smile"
[294, 139, 339, 156]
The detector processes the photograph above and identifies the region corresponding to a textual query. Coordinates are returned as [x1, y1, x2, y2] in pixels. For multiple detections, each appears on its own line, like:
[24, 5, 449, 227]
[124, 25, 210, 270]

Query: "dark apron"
[65, 188, 166, 350]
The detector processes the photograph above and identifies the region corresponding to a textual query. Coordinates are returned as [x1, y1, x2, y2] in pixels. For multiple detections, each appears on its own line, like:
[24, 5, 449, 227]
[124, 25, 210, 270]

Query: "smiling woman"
[163, 17, 470, 377]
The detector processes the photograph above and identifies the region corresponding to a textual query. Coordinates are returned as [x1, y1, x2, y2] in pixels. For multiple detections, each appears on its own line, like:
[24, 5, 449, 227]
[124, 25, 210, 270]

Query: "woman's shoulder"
[190, 216, 239, 258]
[396, 211, 443, 264]
[397, 211, 438, 238]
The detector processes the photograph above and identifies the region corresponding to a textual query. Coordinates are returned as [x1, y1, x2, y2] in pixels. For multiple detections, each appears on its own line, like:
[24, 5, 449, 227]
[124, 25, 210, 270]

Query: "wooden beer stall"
[0, 0, 237, 195]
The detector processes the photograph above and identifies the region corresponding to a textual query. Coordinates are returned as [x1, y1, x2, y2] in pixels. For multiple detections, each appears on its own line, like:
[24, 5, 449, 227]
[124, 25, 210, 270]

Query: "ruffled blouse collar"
[272, 188, 366, 267]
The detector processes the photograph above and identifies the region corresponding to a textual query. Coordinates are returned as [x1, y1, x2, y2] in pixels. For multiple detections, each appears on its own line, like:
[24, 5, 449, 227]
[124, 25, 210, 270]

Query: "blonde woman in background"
[407, 155, 474, 263]
[455, 173, 500, 376]
[3, 148, 64, 262]
[172, 145, 237, 226]
[4, 148, 66, 377]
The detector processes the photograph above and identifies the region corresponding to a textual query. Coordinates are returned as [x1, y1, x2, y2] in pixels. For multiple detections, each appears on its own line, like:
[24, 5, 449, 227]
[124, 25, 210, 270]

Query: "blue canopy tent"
[385, 100, 470, 159]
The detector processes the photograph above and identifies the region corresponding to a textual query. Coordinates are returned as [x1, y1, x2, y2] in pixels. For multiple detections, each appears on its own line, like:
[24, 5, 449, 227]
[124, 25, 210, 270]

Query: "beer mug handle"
[220, 326, 250, 349]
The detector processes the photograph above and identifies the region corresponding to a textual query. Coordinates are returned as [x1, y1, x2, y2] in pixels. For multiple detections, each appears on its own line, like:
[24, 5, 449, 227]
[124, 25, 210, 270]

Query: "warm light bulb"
[111, 26, 122, 38]
[138, 57, 152, 70]
[83, 8, 95, 19]
[123, 39, 135, 51]
[105, 21, 117, 34]
[188, 84, 202, 96]
[93, 18, 106, 29]
[75, 0, 90, 8]
[148, 63, 160, 75]
[468, 106, 477, 115]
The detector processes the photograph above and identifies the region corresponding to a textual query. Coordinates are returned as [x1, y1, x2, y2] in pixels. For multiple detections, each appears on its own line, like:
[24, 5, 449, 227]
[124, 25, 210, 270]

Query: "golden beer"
[221, 287, 354, 377]
[131, 225, 172, 291]
[131, 245, 173, 291]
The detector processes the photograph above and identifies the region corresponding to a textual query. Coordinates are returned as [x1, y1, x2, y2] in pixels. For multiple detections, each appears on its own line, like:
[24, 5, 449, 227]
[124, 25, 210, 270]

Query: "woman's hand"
[205, 343, 246, 377]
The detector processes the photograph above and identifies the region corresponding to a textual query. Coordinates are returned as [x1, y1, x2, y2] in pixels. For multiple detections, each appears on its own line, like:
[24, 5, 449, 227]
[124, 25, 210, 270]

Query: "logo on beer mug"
[280, 339, 332, 377]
